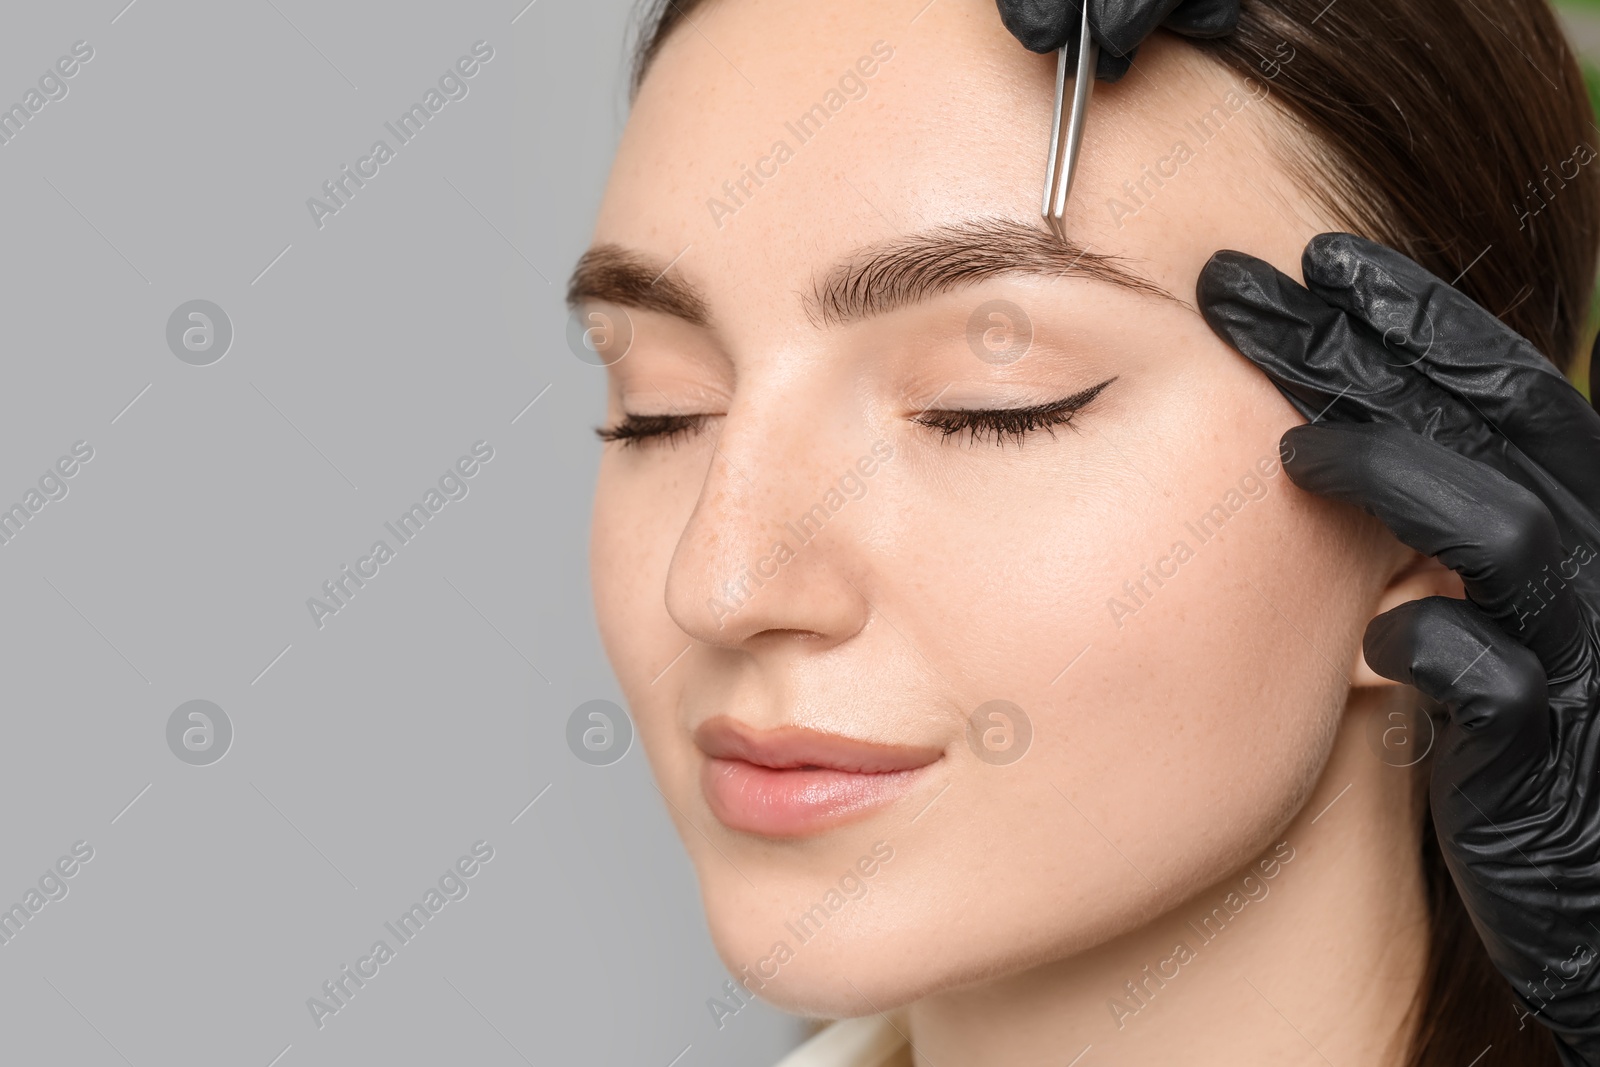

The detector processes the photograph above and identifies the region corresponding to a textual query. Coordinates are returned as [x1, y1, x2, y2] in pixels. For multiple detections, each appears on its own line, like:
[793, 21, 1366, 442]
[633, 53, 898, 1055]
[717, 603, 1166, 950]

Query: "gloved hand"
[996, 0, 1239, 81]
[1197, 232, 1600, 1066]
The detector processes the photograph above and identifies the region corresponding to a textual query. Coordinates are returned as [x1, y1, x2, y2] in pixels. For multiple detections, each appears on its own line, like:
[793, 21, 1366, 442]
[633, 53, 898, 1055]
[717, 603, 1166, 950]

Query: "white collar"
[773, 1016, 911, 1067]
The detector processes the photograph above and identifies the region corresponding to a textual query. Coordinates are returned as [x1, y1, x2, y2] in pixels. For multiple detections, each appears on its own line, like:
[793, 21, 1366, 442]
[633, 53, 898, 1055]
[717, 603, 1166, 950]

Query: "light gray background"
[0, 1, 805, 1064]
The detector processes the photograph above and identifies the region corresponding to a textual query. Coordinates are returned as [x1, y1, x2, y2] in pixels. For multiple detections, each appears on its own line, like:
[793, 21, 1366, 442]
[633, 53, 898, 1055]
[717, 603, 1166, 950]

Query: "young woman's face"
[584, 0, 1403, 1014]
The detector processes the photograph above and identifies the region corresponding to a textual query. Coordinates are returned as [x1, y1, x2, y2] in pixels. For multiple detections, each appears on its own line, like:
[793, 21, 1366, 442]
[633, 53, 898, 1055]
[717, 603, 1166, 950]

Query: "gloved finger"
[1363, 596, 1550, 804]
[1198, 250, 1600, 550]
[1093, 47, 1133, 81]
[1162, 0, 1240, 37]
[994, 0, 1136, 78]
[1090, 0, 1234, 77]
[1199, 250, 1501, 437]
[1094, 0, 1235, 55]
[1301, 232, 1600, 508]
[1555, 1030, 1600, 1067]
[995, 0, 1078, 53]
[1093, 0, 1189, 56]
[1281, 422, 1592, 679]
[995, 0, 1232, 78]
[1373, 605, 1581, 1039]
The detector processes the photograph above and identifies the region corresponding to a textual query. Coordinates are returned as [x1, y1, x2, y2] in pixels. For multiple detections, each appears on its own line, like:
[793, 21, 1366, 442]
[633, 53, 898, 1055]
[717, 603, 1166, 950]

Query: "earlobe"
[1350, 551, 1466, 686]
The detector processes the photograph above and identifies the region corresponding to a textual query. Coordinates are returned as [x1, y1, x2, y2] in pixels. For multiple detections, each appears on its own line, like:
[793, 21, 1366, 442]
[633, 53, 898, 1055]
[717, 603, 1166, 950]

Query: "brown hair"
[1196, 0, 1598, 374]
[628, 0, 1600, 1061]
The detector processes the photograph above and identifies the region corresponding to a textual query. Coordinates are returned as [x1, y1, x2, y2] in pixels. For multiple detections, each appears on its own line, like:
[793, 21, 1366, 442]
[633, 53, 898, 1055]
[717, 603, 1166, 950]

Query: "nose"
[663, 403, 879, 650]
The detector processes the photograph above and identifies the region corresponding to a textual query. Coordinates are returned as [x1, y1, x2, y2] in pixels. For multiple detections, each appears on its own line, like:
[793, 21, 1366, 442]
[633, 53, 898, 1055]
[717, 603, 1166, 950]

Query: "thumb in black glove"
[996, 0, 1239, 80]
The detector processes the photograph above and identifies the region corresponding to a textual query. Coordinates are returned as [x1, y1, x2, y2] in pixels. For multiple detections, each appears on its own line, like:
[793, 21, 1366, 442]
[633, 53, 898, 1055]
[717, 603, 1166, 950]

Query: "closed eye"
[913, 377, 1117, 447]
[596, 376, 1116, 450]
[595, 412, 711, 448]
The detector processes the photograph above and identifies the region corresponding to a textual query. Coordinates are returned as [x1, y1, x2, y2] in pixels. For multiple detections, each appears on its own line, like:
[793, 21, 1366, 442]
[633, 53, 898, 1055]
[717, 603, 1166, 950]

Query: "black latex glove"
[1197, 232, 1600, 1066]
[996, 0, 1239, 81]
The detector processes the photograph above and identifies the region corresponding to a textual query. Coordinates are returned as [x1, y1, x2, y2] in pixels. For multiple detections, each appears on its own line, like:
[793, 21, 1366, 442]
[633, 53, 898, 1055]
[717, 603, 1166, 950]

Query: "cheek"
[780, 375, 1382, 994]
[590, 460, 704, 823]
[902, 369, 1371, 788]
[590, 457, 698, 696]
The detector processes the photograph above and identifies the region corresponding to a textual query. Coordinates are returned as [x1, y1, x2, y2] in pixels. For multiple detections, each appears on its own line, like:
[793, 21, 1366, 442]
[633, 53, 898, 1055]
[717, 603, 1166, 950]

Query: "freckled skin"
[585, 3, 1459, 1063]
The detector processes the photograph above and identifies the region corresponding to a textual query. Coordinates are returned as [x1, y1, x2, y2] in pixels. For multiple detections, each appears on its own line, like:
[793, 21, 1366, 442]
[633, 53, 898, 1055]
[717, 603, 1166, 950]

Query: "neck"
[904, 690, 1430, 1066]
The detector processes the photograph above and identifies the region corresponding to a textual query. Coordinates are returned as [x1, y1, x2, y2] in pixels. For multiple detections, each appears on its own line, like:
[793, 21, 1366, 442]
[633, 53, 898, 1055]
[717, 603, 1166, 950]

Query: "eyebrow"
[566, 244, 710, 327]
[565, 217, 1177, 329]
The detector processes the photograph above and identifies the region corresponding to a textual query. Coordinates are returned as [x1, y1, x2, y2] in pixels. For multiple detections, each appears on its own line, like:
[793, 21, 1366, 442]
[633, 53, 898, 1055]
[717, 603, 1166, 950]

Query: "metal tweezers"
[1041, 2, 1097, 241]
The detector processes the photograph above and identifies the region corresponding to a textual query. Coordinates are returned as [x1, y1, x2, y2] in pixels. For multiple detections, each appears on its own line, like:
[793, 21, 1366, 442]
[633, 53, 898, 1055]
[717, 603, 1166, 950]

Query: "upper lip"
[694, 716, 943, 774]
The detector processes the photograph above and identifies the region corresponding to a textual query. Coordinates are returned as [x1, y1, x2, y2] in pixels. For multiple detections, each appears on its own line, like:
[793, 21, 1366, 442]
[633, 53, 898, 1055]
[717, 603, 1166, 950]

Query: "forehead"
[594, 0, 1323, 330]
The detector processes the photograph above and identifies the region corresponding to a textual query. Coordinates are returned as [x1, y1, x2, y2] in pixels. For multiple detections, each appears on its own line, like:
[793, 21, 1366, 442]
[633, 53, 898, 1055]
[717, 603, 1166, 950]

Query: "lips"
[695, 716, 942, 837]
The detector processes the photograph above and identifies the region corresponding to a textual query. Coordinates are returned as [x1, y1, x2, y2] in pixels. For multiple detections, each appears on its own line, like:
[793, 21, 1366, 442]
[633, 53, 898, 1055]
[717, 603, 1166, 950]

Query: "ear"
[1350, 550, 1466, 686]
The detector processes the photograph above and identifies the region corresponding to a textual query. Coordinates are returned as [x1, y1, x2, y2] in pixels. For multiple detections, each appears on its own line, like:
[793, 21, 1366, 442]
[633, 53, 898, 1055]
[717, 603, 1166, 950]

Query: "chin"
[691, 839, 950, 1016]
[702, 901, 943, 1017]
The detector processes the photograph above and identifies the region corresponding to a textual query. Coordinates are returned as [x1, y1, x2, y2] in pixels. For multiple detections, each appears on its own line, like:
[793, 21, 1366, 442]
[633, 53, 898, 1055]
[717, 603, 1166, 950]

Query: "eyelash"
[594, 413, 709, 449]
[595, 377, 1117, 450]
[912, 378, 1116, 448]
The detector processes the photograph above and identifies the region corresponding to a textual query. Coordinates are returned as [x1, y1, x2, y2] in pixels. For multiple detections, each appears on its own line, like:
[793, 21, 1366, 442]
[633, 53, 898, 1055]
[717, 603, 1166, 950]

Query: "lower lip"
[701, 758, 929, 837]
